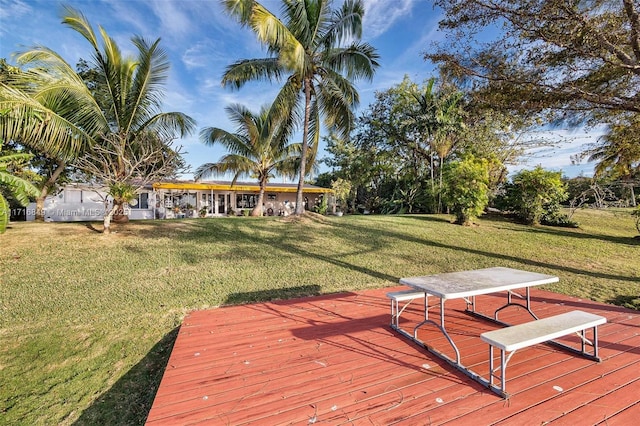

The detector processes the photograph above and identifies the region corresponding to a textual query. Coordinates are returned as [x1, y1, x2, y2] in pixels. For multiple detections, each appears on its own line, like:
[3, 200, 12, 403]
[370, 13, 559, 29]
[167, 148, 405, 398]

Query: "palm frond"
[141, 112, 196, 140]
[322, 0, 364, 47]
[281, 0, 316, 47]
[199, 127, 253, 158]
[267, 77, 303, 145]
[222, 58, 284, 90]
[125, 36, 171, 134]
[14, 47, 109, 134]
[251, 2, 301, 57]
[325, 42, 380, 81]
[194, 162, 223, 180]
[0, 169, 40, 205]
[315, 75, 354, 139]
[222, 0, 256, 26]
[0, 152, 33, 164]
[60, 5, 100, 52]
[225, 103, 259, 141]
[0, 84, 97, 159]
[0, 194, 8, 233]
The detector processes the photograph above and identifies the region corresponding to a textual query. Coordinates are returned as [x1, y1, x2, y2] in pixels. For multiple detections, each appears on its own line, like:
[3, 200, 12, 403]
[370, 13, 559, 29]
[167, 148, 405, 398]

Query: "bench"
[480, 310, 606, 397]
[386, 290, 427, 328]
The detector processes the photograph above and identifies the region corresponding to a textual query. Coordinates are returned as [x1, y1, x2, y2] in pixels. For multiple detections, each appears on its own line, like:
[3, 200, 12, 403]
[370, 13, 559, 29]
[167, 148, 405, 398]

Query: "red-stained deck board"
[440, 332, 640, 425]
[539, 376, 640, 425]
[146, 287, 640, 425]
[595, 403, 640, 425]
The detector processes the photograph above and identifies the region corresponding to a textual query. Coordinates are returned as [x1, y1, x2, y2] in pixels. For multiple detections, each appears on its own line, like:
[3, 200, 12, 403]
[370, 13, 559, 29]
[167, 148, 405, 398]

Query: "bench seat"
[481, 310, 606, 397]
[386, 290, 427, 328]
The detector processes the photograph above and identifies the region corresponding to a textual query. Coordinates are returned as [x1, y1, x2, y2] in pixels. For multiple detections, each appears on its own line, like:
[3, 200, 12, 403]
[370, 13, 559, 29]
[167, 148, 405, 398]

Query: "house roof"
[152, 180, 333, 194]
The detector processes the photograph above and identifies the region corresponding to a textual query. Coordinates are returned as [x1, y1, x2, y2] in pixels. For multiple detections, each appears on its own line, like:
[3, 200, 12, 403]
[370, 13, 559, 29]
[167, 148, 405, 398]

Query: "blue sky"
[0, 0, 599, 180]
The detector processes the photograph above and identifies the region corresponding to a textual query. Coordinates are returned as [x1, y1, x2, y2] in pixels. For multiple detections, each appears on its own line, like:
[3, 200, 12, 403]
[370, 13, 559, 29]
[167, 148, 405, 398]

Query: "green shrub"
[442, 155, 490, 225]
[500, 166, 568, 225]
[541, 210, 579, 228]
[314, 195, 328, 215]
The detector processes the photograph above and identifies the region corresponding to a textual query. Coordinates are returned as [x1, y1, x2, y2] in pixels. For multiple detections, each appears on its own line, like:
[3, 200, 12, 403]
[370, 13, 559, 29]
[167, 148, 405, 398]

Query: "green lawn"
[1, 209, 638, 425]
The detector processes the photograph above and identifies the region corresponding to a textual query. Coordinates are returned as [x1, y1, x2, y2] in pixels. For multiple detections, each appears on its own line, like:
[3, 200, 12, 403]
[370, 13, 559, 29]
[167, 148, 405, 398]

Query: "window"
[236, 194, 259, 208]
[65, 189, 82, 203]
[267, 194, 277, 201]
[131, 192, 149, 209]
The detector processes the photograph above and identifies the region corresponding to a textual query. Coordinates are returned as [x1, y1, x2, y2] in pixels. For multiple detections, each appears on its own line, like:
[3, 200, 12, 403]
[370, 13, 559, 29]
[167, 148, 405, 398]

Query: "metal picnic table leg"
[494, 286, 539, 321]
[413, 298, 461, 365]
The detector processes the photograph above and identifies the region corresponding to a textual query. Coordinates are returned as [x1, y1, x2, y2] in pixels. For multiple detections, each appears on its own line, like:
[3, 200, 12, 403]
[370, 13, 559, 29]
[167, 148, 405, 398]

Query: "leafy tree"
[0, 7, 195, 231]
[339, 77, 465, 213]
[441, 155, 490, 225]
[322, 130, 390, 213]
[222, 0, 379, 215]
[426, 0, 640, 120]
[501, 166, 569, 225]
[399, 77, 465, 204]
[0, 142, 40, 233]
[195, 103, 301, 216]
[331, 177, 351, 213]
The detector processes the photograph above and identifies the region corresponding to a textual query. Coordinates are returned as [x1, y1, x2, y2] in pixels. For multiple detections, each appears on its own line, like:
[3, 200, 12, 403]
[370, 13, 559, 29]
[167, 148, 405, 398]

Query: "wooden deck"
[146, 287, 640, 425]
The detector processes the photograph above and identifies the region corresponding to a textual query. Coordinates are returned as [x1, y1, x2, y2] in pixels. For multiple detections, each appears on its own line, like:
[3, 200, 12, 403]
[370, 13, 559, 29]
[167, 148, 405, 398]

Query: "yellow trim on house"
[152, 182, 332, 194]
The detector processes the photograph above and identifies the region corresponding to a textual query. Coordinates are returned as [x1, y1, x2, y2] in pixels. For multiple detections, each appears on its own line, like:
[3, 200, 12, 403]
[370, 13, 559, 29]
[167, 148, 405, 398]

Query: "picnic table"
[394, 267, 606, 397]
[396, 267, 560, 391]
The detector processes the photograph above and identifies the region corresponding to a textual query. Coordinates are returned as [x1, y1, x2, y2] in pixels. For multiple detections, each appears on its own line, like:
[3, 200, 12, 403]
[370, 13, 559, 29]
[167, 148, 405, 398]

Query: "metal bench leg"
[500, 349, 507, 395]
[488, 345, 494, 387]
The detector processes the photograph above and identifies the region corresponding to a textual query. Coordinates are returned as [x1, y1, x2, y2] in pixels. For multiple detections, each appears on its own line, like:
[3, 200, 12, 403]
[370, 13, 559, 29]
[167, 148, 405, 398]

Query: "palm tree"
[0, 49, 106, 220]
[0, 143, 40, 233]
[222, 0, 379, 215]
[195, 102, 301, 216]
[587, 117, 640, 207]
[0, 6, 195, 231]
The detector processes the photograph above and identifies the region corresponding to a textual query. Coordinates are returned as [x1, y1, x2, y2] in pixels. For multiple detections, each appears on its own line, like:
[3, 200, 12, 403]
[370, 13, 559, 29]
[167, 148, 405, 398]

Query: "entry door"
[218, 194, 226, 214]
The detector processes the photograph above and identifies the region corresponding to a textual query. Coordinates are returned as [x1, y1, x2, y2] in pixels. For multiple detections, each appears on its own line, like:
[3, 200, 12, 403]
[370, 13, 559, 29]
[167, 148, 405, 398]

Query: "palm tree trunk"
[438, 156, 444, 214]
[103, 203, 118, 235]
[430, 148, 436, 212]
[252, 181, 266, 216]
[35, 160, 66, 221]
[295, 77, 313, 216]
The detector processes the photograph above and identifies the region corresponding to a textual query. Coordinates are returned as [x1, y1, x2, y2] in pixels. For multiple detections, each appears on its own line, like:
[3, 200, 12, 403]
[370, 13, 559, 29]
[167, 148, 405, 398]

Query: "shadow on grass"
[73, 327, 179, 426]
[332, 218, 640, 284]
[117, 215, 638, 292]
[478, 212, 640, 246]
[607, 294, 640, 311]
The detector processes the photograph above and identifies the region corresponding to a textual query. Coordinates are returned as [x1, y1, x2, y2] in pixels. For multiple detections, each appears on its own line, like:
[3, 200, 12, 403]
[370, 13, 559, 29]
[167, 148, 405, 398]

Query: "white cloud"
[147, 0, 192, 39]
[182, 39, 228, 70]
[0, 0, 31, 22]
[363, 0, 414, 39]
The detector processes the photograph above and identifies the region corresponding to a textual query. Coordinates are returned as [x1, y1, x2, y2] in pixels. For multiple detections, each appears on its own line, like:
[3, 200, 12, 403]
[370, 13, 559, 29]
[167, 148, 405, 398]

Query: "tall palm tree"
[222, 0, 379, 215]
[195, 102, 301, 216]
[0, 6, 195, 229]
[0, 143, 40, 233]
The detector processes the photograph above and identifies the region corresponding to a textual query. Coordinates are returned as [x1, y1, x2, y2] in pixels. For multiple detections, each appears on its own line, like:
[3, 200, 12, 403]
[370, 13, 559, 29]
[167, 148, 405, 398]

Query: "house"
[28, 180, 333, 222]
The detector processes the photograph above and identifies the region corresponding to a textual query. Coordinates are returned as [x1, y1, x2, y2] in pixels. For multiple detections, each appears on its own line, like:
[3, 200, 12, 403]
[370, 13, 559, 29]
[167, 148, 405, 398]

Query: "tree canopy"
[426, 0, 640, 121]
[0, 6, 195, 231]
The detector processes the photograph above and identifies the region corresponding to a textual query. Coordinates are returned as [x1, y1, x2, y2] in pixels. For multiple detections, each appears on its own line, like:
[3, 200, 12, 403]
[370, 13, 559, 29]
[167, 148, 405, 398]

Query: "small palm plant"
[195, 102, 300, 216]
[0, 144, 40, 233]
